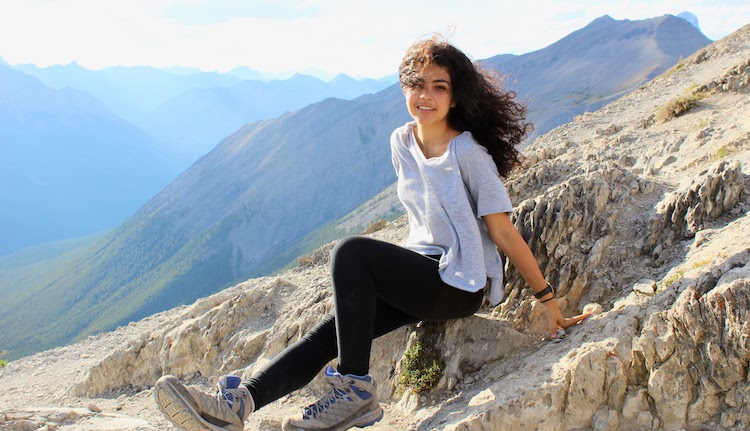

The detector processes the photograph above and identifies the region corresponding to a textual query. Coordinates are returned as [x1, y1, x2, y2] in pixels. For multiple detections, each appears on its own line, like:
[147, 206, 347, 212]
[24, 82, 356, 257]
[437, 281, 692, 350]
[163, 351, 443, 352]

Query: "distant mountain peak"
[53, 61, 89, 72]
[330, 73, 356, 83]
[288, 72, 323, 82]
[590, 15, 616, 25]
[227, 65, 264, 81]
[677, 11, 701, 31]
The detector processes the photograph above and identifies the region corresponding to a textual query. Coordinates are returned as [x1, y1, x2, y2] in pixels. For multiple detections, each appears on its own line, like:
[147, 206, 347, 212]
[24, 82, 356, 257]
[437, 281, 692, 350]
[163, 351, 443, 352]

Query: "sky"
[0, 0, 748, 80]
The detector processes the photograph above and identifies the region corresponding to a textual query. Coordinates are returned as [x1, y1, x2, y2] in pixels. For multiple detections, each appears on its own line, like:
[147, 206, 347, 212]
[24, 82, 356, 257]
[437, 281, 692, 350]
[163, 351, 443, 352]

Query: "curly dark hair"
[399, 36, 532, 177]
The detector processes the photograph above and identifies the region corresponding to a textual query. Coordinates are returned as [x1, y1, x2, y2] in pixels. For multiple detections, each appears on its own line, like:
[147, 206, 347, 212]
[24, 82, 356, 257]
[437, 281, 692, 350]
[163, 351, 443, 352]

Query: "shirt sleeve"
[391, 140, 400, 177]
[456, 135, 513, 217]
[390, 126, 409, 178]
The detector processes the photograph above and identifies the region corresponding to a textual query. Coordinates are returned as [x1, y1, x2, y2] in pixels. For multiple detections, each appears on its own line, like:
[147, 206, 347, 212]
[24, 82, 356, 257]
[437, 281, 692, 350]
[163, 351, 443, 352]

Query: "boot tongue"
[218, 375, 242, 389]
[217, 375, 242, 412]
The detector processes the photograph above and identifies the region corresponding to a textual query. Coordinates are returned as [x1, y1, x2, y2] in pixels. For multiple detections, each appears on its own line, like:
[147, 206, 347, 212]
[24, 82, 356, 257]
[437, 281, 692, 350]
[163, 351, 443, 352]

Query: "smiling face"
[402, 65, 455, 130]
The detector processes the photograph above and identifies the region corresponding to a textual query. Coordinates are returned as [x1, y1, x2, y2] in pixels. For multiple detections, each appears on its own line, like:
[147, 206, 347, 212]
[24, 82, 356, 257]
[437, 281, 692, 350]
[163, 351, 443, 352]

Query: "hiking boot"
[154, 374, 254, 431]
[282, 366, 383, 431]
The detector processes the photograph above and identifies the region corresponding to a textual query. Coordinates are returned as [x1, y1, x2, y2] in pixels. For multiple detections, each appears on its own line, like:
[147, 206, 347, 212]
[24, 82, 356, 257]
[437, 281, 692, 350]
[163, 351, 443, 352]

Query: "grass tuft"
[655, 92, 707, 122]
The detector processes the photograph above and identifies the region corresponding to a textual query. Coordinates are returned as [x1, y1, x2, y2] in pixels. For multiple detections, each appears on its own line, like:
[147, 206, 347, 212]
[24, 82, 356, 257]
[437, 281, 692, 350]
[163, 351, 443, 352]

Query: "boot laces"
[303, 379, 352, 419]
[210, 376, 236, 412]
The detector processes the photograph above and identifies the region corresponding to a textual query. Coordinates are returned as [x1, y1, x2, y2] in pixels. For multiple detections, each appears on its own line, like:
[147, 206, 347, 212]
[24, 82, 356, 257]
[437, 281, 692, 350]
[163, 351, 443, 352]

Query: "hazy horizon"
[0, 58, 398, 83]
[1, 0, 748, 81]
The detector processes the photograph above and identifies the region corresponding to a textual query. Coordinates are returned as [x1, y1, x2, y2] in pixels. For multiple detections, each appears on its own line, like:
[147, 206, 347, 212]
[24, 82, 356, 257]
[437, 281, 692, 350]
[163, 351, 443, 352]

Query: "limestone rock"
[583, 303, 603, 315]
[696, 57, 750, 94]
[643, 159, 744, 256]
[499, 164, 635, 328]
[361, 219, 388, 234]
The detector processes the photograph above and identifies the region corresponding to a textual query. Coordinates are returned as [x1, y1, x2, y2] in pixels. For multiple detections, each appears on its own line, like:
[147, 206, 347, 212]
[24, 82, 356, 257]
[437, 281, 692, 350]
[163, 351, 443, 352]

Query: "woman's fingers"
[547, 313, 591, 339]
[546, 313, 559, 338]
[543, 301, 592, 339]
[559, 313, 591, 329]
[548, 322, 558, 338]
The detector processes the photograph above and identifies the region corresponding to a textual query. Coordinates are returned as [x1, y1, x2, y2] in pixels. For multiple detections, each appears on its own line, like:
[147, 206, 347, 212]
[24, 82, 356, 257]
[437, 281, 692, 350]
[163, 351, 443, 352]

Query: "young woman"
[153, 36, 590, 431]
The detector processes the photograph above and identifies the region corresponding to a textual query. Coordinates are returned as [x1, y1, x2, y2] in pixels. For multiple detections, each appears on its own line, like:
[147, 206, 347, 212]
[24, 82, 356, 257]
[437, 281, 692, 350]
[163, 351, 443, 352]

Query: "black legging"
[243, 236, 484, 409]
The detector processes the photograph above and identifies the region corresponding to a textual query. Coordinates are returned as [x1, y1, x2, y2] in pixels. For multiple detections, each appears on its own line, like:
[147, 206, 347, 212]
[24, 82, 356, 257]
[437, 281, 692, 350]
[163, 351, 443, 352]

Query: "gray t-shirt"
[401, 134, 455, 256]
[391, 122, 513, 305]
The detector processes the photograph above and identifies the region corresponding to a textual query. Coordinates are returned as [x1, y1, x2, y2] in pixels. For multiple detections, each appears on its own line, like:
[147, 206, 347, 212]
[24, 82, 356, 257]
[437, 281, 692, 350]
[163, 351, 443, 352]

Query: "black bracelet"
[533, 282, 555, 299]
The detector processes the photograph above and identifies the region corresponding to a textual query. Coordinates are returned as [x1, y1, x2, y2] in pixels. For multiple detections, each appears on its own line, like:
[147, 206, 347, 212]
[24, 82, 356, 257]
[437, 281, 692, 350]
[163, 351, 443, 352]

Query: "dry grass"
[655, 92, 707, 122]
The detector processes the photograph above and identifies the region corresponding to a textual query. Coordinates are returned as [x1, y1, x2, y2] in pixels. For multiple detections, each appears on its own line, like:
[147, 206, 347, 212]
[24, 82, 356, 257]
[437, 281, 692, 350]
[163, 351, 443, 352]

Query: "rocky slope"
[1, 23, 749, 431]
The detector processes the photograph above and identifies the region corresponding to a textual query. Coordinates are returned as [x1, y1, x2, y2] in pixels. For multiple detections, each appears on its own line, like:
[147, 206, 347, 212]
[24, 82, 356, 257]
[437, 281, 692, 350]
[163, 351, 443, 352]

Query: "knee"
[330, 236, 376, 271]
[331, 236, 369, 261]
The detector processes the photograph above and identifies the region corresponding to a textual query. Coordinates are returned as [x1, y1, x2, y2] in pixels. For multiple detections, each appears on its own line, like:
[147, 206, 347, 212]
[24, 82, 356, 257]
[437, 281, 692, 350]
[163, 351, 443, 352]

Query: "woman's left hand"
[482, 213, 592, 338]
[542, 299, 590, 339]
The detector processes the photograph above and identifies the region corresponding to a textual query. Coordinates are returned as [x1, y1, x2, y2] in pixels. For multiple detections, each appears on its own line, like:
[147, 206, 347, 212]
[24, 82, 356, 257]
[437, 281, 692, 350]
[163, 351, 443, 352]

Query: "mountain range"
[11, 62, 241, 123]
[0, 14, 712, 360]
[12, 62, 397, 163]
[1, 58, 396, 254]
[137, 72, 396, 162]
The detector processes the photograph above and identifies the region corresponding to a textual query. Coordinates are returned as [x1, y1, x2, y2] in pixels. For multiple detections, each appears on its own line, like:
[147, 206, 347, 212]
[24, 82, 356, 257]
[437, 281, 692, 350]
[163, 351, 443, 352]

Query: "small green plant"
[663, 59, 686, 78]
[715, 146, 730, 159]
[658, 258, 714, 291]
[655, 92, 707, 122]
[691, 259, 713, 269]
[0, 360, 7, 368]
[659, 270, 685, 289]
[399, 341, 445, 394]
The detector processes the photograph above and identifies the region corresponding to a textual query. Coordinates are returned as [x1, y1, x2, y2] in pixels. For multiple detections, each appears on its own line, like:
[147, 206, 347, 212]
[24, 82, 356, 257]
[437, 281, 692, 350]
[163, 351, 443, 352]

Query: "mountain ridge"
[482, 14, 711, 139]
[139, 71, 395, 162]
[9, 61, 396, 165]
[0, 60, 400, 257]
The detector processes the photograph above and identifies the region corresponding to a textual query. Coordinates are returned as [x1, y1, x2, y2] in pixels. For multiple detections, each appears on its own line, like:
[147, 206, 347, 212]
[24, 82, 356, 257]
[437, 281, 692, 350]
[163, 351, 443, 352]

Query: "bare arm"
[483, 212, 590, 338]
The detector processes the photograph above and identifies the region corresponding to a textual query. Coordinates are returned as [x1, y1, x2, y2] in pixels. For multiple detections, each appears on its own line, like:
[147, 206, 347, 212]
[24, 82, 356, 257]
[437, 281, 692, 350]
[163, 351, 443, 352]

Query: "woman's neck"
[413, 123, 461, 159]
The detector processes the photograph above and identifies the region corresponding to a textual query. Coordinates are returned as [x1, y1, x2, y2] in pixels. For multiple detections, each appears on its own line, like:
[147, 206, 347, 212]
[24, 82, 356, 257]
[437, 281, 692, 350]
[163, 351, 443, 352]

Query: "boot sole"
[153, 375, 234, 431]
[353, 405, 384, 428]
